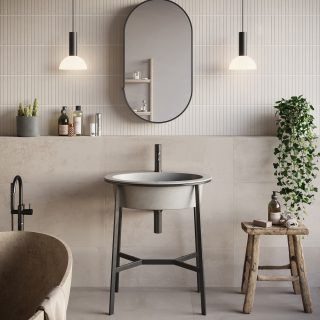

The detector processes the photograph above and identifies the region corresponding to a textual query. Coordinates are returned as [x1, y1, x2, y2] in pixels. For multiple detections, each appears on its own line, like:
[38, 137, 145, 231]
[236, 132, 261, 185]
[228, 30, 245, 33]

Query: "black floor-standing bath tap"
[10, 175, 33, 231]
[154, 144, 162, 233]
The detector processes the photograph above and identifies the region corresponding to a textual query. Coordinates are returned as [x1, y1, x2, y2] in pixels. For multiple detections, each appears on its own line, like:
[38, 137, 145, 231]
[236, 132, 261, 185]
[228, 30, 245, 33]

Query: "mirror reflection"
[124, 0, 193, 123]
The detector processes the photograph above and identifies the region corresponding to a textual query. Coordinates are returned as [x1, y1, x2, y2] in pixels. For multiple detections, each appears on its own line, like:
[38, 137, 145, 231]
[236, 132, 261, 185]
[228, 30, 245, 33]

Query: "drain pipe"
[154, 144, 162, 233]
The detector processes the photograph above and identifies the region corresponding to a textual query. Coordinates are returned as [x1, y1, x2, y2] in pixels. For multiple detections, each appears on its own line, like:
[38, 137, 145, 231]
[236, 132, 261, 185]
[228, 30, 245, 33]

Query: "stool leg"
[293, 235, 312, 313]
[109, 188, 121, 315]
[195, 185, 206, 315]
[243, 235, 260, 314]
[194, 207, 200, 293]
[287, 235, 301, 294]
[241, 235, 253, 294]
[115, 207, 123, 292]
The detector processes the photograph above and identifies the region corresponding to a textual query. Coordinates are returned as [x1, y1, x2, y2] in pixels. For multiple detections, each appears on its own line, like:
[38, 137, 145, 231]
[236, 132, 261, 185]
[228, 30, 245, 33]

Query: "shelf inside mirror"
[134, 111, 151, 115]
[125, 79, 151, 83]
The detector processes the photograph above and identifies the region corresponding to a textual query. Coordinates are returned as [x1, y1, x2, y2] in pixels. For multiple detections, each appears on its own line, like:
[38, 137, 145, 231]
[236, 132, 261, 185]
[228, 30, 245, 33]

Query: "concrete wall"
[0, 136, 319, 287]
[0, 0, 319, 135]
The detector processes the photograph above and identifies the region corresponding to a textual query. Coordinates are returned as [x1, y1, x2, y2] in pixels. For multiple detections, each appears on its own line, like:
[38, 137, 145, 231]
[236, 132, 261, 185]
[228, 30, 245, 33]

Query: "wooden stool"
[241, 222, 312, 314]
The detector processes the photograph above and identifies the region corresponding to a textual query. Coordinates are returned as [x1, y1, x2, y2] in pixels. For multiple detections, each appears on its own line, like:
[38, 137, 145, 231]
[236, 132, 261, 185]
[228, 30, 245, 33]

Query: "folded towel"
[280, 212, 299, 228]
[285, 218, 299, 228]
[38, 286, 67, 320]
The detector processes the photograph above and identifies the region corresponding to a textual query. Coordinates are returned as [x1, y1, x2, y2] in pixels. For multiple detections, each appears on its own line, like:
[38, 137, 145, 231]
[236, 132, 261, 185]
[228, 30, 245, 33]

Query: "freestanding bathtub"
[0, 231, 72, 320]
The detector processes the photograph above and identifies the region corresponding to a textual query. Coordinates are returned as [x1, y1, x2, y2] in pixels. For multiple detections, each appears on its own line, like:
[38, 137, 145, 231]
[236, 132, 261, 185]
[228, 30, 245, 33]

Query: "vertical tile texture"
[0, 0, 319, 135]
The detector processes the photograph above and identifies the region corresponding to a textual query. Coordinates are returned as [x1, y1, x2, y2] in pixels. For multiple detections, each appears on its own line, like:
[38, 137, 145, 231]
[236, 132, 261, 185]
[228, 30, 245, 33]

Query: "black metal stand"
[108, 185, 206, 316]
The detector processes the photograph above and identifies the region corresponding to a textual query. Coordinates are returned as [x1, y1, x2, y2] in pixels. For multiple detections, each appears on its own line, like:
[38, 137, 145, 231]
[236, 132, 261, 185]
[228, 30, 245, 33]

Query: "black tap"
[10, 175, 33, 231]
[154, 144, 162, 172]
[154, 144, 162, 233]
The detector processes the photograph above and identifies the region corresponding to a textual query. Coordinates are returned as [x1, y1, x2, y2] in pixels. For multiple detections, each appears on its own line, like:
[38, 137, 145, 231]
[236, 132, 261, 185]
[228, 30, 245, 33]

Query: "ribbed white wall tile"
[0, 0, 319, 136]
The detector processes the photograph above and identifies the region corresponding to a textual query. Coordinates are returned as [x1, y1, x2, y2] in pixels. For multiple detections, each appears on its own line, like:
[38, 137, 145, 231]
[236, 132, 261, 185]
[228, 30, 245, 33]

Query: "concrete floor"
[68, 287, 320, 320]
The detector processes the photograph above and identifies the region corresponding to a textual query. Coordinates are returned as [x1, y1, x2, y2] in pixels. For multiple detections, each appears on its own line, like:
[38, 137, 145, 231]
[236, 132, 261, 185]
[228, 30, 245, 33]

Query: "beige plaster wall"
[0, 136, 319, 287]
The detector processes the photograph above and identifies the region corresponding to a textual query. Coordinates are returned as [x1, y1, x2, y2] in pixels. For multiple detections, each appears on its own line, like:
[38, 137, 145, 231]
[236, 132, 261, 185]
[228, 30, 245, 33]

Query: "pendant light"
[59, 0, 87, 70]
[229, 0, 256, 70]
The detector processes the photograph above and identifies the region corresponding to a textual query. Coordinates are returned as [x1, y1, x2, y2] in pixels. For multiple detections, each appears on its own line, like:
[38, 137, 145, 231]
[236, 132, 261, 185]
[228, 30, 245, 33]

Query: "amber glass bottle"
[268, 191, 281, 221]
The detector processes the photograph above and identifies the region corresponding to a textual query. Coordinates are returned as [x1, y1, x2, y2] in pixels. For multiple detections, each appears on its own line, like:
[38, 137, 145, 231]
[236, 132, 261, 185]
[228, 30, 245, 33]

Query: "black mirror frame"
[122, 0, 193, 124]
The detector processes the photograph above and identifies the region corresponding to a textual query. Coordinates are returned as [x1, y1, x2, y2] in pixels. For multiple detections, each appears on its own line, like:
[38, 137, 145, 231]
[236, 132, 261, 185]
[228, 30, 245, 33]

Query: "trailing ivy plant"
[273, 95, 320, 220]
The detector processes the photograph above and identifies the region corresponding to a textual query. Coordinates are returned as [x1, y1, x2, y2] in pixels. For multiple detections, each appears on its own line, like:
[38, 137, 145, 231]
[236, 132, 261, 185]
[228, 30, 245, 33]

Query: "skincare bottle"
[268, 191, 281, 221]
[141, 100, 147, 112]
[133, 71, 141, 80]
[73, 105, 83, 136]
[90, 123, 96, 136]
[58, 106, 69, 136]
[95, 113, 102, 136]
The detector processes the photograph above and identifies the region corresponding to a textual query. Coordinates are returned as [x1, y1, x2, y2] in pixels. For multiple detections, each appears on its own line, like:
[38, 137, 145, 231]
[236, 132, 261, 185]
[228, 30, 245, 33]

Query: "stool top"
[241, 222, 309, 236]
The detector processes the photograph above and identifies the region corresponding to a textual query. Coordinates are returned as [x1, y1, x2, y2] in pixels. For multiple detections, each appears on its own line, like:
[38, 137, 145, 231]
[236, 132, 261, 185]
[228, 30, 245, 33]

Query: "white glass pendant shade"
[59, 55, 87, 70]
[59, 4, 87, 71]
[229, 0, 257, 71]
[229, 55, 257, 70]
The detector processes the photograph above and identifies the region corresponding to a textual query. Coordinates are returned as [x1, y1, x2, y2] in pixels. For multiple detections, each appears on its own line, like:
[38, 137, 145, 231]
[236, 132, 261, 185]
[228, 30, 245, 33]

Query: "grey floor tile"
[68, 287, 194, 320]
[191, 287, 320, 320]
[68, 287, 320, 320]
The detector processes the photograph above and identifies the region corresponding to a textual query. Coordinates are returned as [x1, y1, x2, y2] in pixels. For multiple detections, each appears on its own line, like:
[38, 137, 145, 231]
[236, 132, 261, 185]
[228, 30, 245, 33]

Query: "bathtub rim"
[0, 230, 73, 288]
[0, 231, 73, 320]
[29, 310, 44, 320]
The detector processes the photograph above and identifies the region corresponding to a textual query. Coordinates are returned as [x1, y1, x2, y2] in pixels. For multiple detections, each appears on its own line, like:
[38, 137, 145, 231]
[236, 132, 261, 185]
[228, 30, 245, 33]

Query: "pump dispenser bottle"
[268, 191, 281, 221]
[58, 106, 69, 136]
[73, 105, 83, 136]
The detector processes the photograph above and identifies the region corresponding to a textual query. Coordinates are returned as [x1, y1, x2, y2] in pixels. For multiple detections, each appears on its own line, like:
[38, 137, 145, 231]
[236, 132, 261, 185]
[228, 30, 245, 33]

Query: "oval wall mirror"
[123, 0, 193, 123]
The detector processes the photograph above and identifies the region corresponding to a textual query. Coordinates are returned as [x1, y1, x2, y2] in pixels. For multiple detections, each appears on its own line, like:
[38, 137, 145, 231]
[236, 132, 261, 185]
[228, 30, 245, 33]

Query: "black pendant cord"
[72, 0, 75, 32]
[239, 0, 246, 56]
[241, 0, 244, 32]
[69, 0, 77, 56]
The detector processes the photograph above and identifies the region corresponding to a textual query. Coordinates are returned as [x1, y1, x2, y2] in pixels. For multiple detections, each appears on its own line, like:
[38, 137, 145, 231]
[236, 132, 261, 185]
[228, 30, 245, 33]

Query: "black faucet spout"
[11, 175, 24, 231]
[154, 144, 162, 234]
[155, 144, 162, 172]
[11, 175, 33, 231]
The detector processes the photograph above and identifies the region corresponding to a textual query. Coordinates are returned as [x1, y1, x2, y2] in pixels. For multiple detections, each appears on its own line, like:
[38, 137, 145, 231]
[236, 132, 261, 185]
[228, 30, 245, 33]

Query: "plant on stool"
[273, 95, 320, 220]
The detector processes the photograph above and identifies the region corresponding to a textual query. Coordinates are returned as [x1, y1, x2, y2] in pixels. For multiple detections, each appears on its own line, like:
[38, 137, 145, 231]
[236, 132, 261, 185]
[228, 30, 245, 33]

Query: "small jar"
[68, 123, 75, 137]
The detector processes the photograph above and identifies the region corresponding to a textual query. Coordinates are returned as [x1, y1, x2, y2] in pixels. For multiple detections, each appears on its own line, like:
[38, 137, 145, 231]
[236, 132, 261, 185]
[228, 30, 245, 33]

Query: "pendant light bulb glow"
[229, 56, 256, 70]
[229, 0, 256, 71]
[59, 56, 87, 70]
[59, 1, 87, 71]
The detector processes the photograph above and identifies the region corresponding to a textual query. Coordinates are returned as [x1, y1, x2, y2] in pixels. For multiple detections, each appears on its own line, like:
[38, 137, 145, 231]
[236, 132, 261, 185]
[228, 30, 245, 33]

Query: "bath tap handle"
[11, 207, 33, 216]
[23, 204, 33, 216]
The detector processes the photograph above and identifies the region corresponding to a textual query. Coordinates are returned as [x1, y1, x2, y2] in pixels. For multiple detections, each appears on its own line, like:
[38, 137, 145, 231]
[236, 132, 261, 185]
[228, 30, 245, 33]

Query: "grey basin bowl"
[104, 171, 212, 210]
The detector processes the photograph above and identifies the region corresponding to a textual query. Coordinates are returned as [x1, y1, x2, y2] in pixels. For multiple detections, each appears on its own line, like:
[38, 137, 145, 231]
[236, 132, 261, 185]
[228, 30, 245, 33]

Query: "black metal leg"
[109, 187, 120, 315]
[195, 185, 206, 315]
[154, 210, 162, 233]
[194, 207, 200, 293]
[115, 207, 122, 292]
